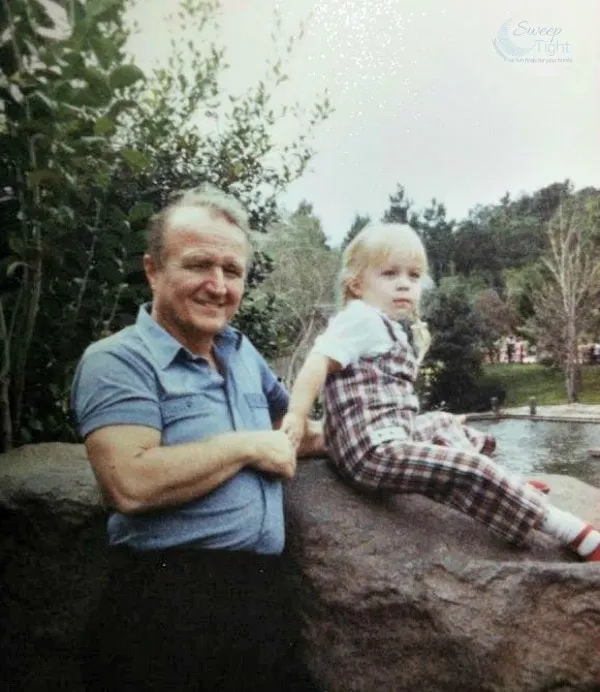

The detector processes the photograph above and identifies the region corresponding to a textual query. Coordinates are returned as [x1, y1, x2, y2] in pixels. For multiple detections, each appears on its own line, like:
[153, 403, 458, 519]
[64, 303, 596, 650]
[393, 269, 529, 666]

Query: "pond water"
[471, 419, 600, 488]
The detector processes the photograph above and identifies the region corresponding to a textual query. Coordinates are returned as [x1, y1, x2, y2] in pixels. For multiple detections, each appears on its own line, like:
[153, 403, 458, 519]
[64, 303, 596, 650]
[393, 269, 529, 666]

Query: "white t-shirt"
[311, 300, 410, 367]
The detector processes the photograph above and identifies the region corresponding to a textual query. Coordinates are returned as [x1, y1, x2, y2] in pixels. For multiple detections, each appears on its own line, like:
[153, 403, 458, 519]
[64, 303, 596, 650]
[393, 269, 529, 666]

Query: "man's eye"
[225, 266, 243, 277]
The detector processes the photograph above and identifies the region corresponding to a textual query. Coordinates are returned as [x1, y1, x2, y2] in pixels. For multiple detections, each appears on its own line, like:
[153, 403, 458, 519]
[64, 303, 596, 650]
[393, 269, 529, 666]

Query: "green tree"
[110, 0, 333, 355]
[528, 192, 600, 401]
[452, 215, 504, 291]
[0, 0, 146, 450]
[258, 202, 339, 385]
[471, 288, 514, 361]
[411, 199, 455, 283]
[421, 278, 486, 412]
[340, 212, 370, 249]
[381, 184, 412, 224]
[0, 0, 332, 450]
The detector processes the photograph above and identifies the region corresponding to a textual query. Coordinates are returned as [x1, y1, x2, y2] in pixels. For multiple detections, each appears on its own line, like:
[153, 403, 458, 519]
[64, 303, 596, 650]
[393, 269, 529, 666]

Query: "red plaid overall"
[323, 317, 546, 545]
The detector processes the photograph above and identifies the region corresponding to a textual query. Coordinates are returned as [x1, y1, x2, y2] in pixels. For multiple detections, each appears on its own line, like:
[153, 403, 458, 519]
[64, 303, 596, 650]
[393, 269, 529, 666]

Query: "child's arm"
[281, 352, 339, 449]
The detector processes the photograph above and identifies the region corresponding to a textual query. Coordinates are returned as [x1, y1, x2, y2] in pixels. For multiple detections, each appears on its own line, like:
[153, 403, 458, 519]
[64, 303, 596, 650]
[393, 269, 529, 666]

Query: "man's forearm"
[135, 434, 251, 509]
[88, 429, 262, 514]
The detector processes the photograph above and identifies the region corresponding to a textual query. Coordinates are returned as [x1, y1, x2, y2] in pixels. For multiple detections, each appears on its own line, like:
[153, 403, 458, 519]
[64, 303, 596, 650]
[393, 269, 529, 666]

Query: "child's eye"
[409, 270, 421, 279]
[382, 269, 397, 277]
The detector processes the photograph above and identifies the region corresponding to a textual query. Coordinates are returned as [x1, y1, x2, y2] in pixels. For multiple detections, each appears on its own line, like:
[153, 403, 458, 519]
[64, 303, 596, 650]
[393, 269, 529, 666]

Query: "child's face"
[351, 250, 423, 320]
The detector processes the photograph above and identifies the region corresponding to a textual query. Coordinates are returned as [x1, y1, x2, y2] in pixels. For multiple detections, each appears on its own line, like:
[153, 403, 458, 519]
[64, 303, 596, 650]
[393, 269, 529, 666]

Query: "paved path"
[468, 403, 600, 423]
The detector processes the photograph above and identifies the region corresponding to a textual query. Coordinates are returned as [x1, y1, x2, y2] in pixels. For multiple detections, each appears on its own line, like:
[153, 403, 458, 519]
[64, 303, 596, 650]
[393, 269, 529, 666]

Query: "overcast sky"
[127, 0, 600, 245]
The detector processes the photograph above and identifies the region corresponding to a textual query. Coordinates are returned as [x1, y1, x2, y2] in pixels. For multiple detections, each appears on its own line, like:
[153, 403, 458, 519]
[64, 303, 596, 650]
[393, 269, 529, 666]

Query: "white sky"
[127, 0, 600, 245]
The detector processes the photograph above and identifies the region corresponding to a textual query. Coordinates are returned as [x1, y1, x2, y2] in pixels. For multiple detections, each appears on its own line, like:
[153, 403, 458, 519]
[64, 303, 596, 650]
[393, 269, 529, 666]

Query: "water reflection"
[471, 420, 600, 488]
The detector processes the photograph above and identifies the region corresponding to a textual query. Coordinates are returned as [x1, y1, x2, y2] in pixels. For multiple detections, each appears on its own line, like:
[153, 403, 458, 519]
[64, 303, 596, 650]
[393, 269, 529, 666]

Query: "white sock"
[540, 506, 600, 556]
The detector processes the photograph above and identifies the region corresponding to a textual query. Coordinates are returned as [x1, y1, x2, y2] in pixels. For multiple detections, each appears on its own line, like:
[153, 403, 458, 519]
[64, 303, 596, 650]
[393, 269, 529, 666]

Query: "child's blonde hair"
[339, 222, 432, 361]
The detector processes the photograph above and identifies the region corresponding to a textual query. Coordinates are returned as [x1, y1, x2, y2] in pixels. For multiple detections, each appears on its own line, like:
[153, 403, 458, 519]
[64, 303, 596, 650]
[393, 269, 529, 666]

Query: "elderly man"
[71, 186, 324, 691]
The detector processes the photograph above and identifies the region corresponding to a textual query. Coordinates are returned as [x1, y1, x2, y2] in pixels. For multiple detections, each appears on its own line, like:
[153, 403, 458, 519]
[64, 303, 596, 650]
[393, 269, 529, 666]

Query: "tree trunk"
[564, 308, 579, 403]
[0, 301, 13, 451]
[11, 251, 42, 434]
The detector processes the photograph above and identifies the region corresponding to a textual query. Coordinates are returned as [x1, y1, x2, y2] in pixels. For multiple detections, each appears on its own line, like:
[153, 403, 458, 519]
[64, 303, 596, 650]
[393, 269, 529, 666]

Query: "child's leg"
[461, 424, 497, 457]
[413, 413, 549, 494]
[413, 412, 496, 456]
[348, 439, 544, 545]
[347, 440, 600, 559]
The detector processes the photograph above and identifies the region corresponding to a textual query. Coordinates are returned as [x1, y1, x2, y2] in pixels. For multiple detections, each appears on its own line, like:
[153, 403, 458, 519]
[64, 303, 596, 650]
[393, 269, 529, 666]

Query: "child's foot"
[570, 524, 600, 561]
[526, 479, 550, 494]
[480, 436, 496, 457]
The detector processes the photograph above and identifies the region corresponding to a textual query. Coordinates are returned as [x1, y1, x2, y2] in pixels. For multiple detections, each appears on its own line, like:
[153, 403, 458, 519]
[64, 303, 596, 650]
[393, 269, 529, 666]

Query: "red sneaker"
[526, 479, 550, 494]
[570, 524, 600, 562]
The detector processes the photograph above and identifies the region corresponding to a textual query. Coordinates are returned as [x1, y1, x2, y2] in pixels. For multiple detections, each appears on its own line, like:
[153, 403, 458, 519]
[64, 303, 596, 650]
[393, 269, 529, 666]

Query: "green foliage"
[108, 1, 333, 353]
[525, 191, 600, 401]
[340, 213, 370, 250]
[258, 202, 339, 383]
[483, 364, 600, 406]
[381, 184, 412, 224]
[0, 0, 332, 450]
[0, 0, 146, 449]
[410, 199, 455, 283]
[451, 181, 573, 292]
[421, 278, 485, 412]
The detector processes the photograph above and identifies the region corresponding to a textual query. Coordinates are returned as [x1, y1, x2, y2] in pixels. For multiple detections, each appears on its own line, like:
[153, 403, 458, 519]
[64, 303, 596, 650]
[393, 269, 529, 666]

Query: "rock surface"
[1, 443, 600, 691]
[0, 444, 106, 691]
[285, 460, 600, 692]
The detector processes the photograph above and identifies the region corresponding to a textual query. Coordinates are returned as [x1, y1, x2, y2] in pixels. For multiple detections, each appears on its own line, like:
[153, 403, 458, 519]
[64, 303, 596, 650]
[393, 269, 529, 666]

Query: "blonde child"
[281, 223, 600, 562]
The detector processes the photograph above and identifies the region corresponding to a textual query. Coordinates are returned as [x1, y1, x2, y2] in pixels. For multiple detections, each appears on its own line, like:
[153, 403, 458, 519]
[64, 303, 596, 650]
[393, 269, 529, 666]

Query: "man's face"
[144, 206, 249, 355]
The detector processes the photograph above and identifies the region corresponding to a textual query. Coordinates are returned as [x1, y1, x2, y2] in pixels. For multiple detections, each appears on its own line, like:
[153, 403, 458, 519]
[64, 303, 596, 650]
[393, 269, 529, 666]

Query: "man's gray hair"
[146, 184, 253, 264]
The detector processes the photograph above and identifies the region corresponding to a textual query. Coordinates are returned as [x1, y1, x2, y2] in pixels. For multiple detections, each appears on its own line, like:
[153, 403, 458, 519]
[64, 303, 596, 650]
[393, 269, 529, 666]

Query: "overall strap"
[381, 315, 417, 354]
[380, 314, 398, 342]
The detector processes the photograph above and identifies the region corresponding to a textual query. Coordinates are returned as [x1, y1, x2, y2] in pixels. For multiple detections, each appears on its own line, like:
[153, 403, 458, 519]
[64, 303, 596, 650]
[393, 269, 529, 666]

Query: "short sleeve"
[311, 300, 386, 367]
[71, 347, 162, 438]
[242, 337, 289, 421]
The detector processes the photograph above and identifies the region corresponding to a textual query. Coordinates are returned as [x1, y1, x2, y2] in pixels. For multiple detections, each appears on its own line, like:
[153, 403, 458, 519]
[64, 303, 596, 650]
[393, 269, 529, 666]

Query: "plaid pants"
[323, 317, 545, 546]
[333, 411, 545, 545]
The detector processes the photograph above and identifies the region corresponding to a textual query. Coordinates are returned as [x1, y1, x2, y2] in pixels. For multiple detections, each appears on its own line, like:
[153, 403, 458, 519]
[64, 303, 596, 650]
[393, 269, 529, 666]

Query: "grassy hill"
[483, 364, 600, 407]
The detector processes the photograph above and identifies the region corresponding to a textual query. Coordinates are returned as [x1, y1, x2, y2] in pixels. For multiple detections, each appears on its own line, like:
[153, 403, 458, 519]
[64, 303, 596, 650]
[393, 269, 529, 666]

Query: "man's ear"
[143, 254, 158, 292]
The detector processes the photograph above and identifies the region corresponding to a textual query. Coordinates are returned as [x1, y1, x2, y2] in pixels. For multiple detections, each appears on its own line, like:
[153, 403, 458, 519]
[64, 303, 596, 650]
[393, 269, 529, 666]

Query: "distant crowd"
[485, 337, 600, 365]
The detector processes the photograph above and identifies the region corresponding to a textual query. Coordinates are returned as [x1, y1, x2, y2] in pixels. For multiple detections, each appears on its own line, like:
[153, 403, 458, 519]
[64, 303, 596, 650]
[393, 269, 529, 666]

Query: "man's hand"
[246, 430, 297, 480]
[279, 412, 307, 451]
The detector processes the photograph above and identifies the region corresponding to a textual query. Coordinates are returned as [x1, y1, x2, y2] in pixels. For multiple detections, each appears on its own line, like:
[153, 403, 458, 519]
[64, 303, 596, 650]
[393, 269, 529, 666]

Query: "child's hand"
[280, 412, 306, 450]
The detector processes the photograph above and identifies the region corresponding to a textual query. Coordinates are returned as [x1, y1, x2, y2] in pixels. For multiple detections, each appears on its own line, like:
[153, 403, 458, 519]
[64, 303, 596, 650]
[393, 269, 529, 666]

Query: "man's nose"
[204, 267, 227, 294]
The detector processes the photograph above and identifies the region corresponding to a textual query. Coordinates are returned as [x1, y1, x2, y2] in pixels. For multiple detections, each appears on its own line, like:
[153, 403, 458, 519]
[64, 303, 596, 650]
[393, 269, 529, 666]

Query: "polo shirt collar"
[135, 303, 242, 369]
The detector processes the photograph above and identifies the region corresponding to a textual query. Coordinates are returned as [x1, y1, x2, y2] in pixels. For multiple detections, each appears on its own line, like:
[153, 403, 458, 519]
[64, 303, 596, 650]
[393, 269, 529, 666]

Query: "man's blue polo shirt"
[71, 304, 289, 554]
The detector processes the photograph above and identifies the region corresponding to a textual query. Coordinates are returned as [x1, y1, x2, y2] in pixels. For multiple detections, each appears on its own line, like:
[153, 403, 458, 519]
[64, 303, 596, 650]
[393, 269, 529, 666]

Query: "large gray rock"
[0, 443, 107, 692]
[285, 460, 600, 692]
[2, 443, 600, 691]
